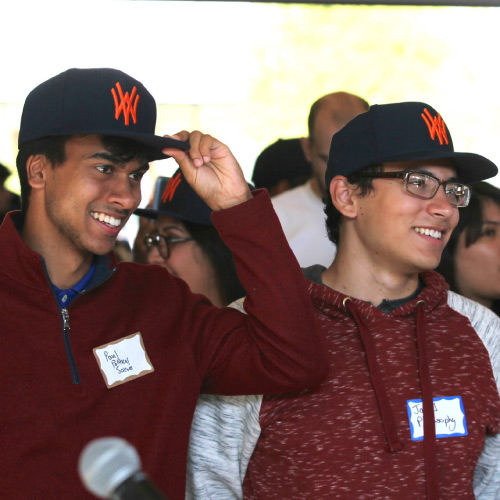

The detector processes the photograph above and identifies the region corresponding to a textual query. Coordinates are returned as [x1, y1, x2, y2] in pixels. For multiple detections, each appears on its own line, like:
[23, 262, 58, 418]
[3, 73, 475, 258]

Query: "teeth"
[414, 227, 442, 240]
[91, 212, 121, 227]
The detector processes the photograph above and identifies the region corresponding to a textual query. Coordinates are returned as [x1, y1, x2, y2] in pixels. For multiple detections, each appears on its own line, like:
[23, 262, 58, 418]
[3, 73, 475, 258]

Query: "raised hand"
[162, 130, 252, 211]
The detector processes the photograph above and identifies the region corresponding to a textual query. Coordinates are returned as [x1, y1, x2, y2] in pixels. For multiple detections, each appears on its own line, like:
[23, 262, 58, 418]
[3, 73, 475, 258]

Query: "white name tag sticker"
[93, 332, 154, 388]
[407, 396, 468, 441]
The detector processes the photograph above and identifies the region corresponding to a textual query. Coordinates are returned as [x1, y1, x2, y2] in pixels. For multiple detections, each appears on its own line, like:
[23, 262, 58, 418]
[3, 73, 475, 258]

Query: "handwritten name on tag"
[407, 396, 468, 441]
[93, 332, 154, 388]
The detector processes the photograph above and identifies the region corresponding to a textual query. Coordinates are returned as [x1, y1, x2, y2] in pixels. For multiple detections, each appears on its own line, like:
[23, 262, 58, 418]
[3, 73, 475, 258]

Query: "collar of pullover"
[0, 211, 117, 293]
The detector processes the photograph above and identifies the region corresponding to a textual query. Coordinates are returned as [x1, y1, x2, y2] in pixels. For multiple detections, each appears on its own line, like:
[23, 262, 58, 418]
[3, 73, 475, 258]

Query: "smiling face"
[453, 199, 500, 308]
[348, 159, 460, 276]
[27, 134, 148, 259]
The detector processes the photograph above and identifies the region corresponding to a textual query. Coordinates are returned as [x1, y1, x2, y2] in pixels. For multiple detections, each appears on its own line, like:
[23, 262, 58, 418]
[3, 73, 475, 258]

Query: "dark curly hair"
[323, 164, 382, 246]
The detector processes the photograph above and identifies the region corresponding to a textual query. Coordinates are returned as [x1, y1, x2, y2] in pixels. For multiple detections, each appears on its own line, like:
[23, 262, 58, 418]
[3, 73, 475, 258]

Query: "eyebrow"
[89, 152, 123, 163]
[482, 220, 500, 226]
[89, 152, 149, 172]
[411, 167, 460, 182]
[158, 223, 187, 233]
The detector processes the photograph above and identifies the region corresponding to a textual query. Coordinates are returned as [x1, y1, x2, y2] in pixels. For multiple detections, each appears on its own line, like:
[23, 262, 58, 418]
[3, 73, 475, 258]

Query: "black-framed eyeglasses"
[143, 233, 193, 260]
[352, 170, 471, 208]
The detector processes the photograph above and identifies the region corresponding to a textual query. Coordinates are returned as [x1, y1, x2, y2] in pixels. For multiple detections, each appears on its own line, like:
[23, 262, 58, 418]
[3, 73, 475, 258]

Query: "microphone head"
[78, 437, 141, 498]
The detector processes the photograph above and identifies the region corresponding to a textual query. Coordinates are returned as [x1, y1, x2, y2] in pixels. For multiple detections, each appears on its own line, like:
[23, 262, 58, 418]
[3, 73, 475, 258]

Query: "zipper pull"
[60, 307, 80, 384]
[62, 308, 70, 331]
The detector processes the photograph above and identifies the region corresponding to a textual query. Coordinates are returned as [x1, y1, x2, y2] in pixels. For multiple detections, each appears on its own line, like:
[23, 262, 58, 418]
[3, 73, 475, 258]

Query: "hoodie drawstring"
[345, 300, 404, 453]
[415, 301, 439, 500]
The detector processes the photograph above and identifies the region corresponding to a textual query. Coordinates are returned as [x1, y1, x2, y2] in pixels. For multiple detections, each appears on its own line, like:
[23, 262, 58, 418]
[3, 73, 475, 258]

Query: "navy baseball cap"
[135, 170, 214, 225]
[326, 102, 498, 188]
[18, 68, 190, 160]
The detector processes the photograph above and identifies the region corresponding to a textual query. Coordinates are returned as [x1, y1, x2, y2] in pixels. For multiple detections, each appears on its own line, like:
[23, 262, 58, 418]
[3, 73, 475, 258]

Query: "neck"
[322, 245, 420, 306]
[309, 177, 324, 199]
[22, 211, 93, 289]
[207, 285, 227, 308]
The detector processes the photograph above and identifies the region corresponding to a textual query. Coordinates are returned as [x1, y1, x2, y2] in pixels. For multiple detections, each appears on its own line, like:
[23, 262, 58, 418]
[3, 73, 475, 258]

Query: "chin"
[411, 261, 439, 275]
[419, 253, 443, 272]
[87, 241, 116, 256]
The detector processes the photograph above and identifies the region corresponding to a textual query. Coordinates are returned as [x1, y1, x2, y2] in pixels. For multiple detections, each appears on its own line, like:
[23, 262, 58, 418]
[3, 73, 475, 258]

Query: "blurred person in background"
[271, 91, 369, 267]
[437, 181, 500, 316]
[136, 170, 245, 307]
[251, 138, 311, 197]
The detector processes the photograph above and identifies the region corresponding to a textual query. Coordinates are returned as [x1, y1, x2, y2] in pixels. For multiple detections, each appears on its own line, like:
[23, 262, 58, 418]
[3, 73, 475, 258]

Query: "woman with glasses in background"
[436, 181, 500, 316]
[135, 169, 245, 307]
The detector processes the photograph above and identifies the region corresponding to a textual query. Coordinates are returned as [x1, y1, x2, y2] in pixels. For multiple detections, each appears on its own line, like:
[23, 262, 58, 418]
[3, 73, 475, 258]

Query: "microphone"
[78, 437, 168, 500]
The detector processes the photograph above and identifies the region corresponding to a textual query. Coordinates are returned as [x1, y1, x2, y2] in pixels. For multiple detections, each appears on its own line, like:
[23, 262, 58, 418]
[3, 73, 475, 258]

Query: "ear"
[329, 176, 358, 219]
[26, 154, 49, 189]
[300, 136, 312, 163]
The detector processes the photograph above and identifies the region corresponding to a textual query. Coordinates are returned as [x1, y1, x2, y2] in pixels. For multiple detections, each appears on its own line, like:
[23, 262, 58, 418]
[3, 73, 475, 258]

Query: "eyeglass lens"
[405, 172, 470, 207]
[143, 234, 169, 259]
[143, 234, 194, 259]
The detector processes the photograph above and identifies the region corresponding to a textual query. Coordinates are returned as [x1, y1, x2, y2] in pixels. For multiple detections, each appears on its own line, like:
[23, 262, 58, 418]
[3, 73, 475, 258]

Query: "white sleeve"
[185, 394, 262, 500]
[447, 291, 500, 499]
[185, 297, 262, 500]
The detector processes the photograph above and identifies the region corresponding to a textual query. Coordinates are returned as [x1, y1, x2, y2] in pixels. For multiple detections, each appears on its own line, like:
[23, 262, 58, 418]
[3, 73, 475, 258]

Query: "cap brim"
[379, 150, 498, 184]
[91, 131, 190, 161]
[133, 207, 212, 225]
[134, 208, 158, 219]
[449, 153, 498, 183]
[28, 129, 190, 162]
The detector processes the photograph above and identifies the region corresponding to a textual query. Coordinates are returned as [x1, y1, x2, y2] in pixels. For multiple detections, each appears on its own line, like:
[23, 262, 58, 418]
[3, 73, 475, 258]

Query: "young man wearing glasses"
[187, 102, 500, 500]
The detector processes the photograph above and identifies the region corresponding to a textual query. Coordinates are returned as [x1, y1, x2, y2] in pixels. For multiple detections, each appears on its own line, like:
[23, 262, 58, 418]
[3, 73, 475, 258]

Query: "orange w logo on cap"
[162, 173, 182, 203]
[111, 82, 140, 126]
[421, 108, 449, 146]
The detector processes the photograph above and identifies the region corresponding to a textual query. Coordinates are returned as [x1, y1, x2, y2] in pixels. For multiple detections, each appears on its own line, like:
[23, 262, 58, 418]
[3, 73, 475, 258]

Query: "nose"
[426, 185, 457, 220]
[146, 245, 165, 265]
[494, 230, 500, 250]
[109, 175, 139, 211]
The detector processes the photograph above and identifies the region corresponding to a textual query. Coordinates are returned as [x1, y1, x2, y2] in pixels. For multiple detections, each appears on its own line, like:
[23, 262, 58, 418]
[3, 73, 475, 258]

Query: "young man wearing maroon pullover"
[187, 102, 500, 500]
[0, 68, 328, 500]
